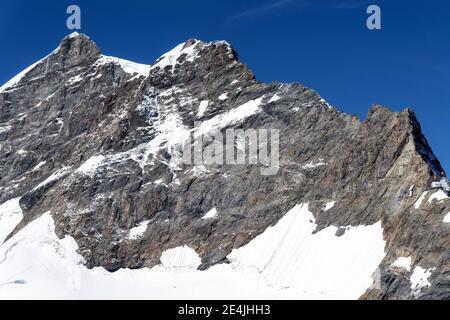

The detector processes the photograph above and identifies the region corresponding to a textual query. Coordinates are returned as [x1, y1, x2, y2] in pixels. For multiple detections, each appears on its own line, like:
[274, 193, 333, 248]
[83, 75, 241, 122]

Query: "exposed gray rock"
[0, 34, 448, 299]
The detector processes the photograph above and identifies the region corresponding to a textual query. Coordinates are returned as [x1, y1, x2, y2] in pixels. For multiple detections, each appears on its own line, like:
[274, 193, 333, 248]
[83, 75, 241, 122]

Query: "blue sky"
[1, 0, 449, 171]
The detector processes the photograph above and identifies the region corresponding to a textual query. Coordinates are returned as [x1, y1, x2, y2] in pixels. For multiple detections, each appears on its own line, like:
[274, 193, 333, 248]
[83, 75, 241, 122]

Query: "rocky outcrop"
[0, 33, 448, 299]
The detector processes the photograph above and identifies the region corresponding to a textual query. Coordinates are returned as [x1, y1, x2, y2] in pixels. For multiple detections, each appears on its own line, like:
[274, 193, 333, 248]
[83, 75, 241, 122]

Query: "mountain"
[0, 33, 448, 299]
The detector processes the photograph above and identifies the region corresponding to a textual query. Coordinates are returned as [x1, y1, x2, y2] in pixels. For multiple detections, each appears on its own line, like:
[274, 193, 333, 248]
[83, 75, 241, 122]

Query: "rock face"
[0, 33, 449, 299]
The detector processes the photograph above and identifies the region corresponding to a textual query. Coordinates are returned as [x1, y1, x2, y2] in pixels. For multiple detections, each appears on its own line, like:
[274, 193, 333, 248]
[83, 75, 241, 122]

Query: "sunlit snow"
[196, 100, 209, 118]
[391, 256, 412, 271]
[428, 190, 449, 203]
[444, 212, 450, 223]
[201, 208, 218, 220]
[323, 201, 335, 211]
[300, 159, 326, 170]
[218, 93, 228, 101]
[127, 220, 150, 240]
[32, 167, 71, 191]
[31, 161, 46, 172]
[150, 40, 200, 72]
[414, 191, 429, 209]
[269, 94, 281, 103]
[159, 246, 201, 270]
[228, 203, 385, 299]
[76, 155, 105, 177]
[97, 55, 150, 78]
[410, 266, 434, 295]
[195, 96, 264, 137]
[0, 203, 386, 299]
[0, 198, 23, 244]
[0, 48, 59, 93]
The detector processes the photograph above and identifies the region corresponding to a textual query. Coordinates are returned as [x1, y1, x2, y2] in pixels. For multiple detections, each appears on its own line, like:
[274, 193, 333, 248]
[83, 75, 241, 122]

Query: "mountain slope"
[0, 33, 449, 299]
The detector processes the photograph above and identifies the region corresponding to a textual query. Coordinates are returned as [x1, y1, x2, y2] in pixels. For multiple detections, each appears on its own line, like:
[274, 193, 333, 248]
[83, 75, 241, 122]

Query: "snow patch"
[98, 55, 150, 77]
[428, 190, 449, 203]
[410, 266, 434, 295]
[188, 165, 210, 178]
[16, 149, 27, 155]
[301, 159, 326, 170]
[76, 155, 105, 177]
[218, 93, 228, 101]
[195, 96, 264, 136]
[408, 185, 416, 197]
[68, 32, 80, 38]
[33, 167, 71, 191]
[0, 125, 12, 134]
[67, 75, 83, 85]
[414, 191, 428, 209]
[269, 94, 281, 103]
[44, 91, 58, 102]
[323, 201, 335, 211]
[159, 246, 201, 270]
[391, 256, 412, 271]
[196, 100, 209, 118]
[128, 221, 150, 240]
[202, 208, 218, 220]
[150, 40, 200, 72]
[444, 212, 450, 223]
[31, 161, 46, 172]
[319, 97, 333, 109]
[116, 59, 149, 77]
[228, 203, 386, 299]
[154, 112, 190, 171]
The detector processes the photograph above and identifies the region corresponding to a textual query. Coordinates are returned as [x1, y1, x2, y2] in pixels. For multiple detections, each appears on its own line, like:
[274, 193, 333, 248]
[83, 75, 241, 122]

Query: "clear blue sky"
[1, 0, 449, 171]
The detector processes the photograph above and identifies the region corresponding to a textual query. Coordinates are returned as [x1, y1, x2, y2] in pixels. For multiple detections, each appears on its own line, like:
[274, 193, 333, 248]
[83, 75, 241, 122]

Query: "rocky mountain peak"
[364, 104, 445, 178]
[57, 32, 101, 67]
[182, 38, 198, 50]
[147, 38, 253, 88]
[0, 34, 448, 300]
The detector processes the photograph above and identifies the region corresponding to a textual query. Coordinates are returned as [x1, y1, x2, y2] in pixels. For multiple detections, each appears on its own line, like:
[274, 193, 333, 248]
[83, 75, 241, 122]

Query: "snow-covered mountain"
[0, 33, 448, 299]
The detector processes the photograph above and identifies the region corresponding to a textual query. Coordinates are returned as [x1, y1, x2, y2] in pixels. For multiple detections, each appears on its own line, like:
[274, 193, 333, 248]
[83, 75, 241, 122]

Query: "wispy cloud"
[227, 0, 298, 22]
[333, 0, 364, 10]
[226, 0, 360, 23]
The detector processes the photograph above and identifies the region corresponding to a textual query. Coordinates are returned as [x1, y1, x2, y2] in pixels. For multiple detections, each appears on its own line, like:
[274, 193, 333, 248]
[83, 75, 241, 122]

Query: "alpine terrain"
[0, 33, 449, 299]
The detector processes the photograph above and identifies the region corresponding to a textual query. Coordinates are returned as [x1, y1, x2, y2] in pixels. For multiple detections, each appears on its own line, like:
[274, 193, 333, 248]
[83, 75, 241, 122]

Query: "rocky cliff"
[0, 33, 448, 299]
